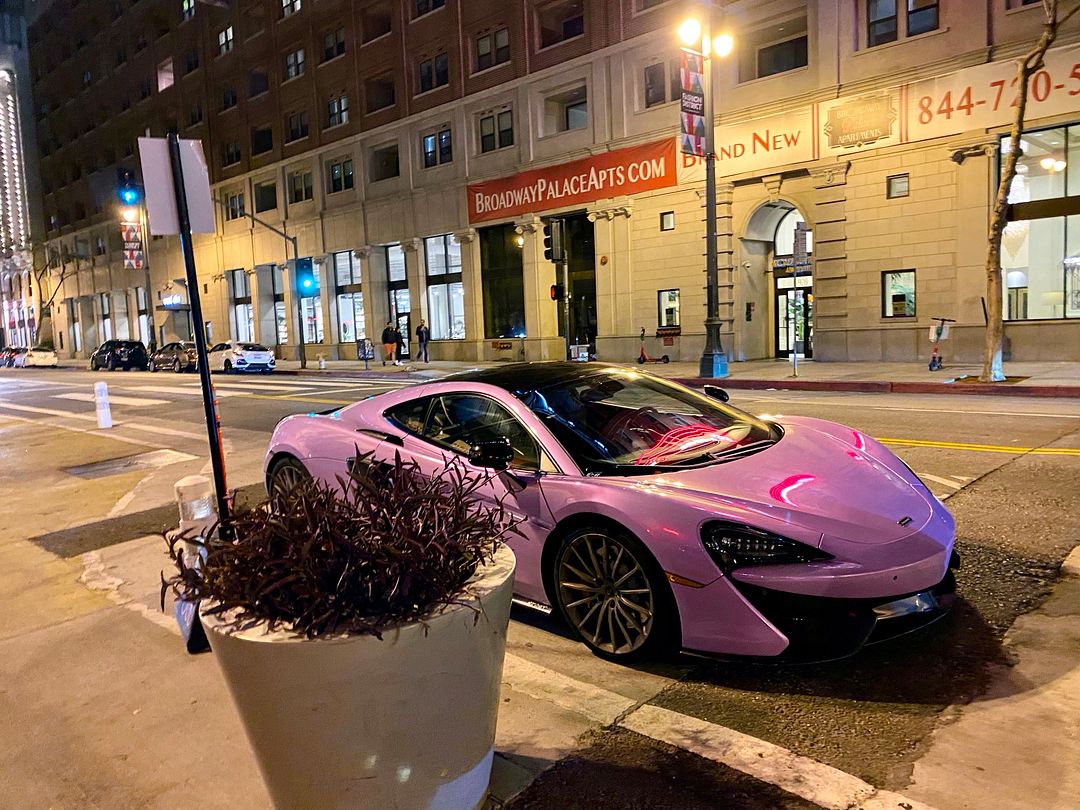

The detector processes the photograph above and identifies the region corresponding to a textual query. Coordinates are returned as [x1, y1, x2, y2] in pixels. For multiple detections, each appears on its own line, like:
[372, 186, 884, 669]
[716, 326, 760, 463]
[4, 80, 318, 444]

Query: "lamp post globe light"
[679, 13, 734, 378]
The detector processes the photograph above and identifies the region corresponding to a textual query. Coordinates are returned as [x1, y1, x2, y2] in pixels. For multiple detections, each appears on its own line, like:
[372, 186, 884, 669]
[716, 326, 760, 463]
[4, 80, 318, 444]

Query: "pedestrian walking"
[415, 319, 431, 363]
[381, 321, 396, 366]
[393, 323, 405, 366]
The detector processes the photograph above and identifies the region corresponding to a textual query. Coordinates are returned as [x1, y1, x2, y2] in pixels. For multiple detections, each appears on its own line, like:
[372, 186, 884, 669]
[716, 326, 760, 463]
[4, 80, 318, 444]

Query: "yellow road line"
[878, 436, 1080, 455]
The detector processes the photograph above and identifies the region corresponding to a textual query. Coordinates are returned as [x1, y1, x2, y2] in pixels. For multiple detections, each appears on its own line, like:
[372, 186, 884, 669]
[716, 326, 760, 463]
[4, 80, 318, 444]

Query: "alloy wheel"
[269, 459, 309, 497]
[556, 532, 655, 655]
[173, 358, 183, 374]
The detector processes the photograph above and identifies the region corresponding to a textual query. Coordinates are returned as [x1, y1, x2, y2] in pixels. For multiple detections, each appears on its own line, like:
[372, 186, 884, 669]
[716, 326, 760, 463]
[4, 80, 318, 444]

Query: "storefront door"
[774, 281, 813, 358]
[390, 288, 411, 359]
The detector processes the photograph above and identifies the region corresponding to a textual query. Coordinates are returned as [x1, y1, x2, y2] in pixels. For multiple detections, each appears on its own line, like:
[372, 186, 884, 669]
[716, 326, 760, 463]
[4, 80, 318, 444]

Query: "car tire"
[173, 358, 183, 374]
[267, 456, 311, 498]
[89, 357, 97, 371]
[150, 360, 158, 372]
[106, 356, 116, 371]
[223, 359, 233, 374]
[550, 524, 679, 662]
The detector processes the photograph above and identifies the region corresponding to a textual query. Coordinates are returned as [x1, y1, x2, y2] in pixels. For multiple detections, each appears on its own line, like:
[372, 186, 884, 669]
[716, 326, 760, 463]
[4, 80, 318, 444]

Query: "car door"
[385, 392, 557, 604]
[208, 343, 227, 368]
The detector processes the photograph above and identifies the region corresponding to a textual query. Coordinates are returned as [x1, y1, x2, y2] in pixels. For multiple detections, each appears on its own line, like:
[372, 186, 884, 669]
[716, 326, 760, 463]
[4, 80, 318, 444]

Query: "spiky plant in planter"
[161, 453, 520, 810]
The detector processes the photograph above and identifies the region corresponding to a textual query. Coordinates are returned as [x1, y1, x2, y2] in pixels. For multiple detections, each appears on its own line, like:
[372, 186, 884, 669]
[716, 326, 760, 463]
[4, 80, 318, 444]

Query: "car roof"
[440, 361, 625, 391]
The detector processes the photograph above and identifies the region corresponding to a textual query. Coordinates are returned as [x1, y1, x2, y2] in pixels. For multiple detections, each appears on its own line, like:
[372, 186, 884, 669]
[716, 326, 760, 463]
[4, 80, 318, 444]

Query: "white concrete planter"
[202, 545, 516, 810]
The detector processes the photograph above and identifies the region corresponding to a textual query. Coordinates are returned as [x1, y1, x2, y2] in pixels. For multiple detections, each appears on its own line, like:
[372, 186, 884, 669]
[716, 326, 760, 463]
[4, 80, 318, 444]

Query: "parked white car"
[16, 347, 58, 367]
[208, 341, 276, 374]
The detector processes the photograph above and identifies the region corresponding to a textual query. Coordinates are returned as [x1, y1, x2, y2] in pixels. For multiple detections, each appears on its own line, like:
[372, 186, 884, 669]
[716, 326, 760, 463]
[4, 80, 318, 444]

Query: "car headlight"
[701, 521, 832, 572]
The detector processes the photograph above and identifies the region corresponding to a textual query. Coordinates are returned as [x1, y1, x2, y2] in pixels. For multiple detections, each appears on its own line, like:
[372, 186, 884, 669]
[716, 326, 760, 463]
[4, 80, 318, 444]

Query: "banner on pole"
[121, 222, 143, 270]
[679, 50, 707, 157]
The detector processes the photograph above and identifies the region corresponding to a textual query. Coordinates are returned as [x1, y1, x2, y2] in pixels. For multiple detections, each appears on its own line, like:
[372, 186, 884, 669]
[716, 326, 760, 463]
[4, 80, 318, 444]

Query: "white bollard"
[94, 381, 113, 429]
[318, 355, 327, 369]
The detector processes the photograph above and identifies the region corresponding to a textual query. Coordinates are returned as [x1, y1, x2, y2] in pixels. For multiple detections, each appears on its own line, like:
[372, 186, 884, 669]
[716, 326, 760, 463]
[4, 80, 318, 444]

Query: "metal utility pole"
[699, 12, 729, 379]
[167, 133, 231, 537]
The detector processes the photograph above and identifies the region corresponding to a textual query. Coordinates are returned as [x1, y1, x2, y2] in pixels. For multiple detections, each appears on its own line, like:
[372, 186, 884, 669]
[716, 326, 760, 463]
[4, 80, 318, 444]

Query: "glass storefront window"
[387, 244, 406, 282]
[425, 234, 464, 340]
[337, 291, 365, 342]
[272, 266, 288, 344]
[658, 289, 680, 327]
[479, 224, 525, 338]
[881, 270, 915, 317]
[301, 297, 323, 343]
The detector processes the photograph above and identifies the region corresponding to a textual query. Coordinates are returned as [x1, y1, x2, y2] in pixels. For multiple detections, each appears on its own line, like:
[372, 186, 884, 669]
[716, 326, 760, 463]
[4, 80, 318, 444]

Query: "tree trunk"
[982, 4, 1066, 381]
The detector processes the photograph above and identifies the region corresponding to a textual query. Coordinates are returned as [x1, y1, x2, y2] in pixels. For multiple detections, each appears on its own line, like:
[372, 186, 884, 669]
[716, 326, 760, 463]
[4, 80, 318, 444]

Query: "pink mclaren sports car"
[264, 363, 958, 662]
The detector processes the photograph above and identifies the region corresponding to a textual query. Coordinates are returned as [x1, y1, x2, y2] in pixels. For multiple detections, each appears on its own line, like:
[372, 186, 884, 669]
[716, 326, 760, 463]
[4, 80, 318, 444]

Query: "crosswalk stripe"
[122, 385, 242, 397]
[53, 392, 170, 407]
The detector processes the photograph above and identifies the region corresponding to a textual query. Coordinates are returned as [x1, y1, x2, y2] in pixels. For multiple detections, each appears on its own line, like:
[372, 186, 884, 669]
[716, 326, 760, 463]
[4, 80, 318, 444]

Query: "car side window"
[210, 343, 227, 352]
[385, 397, 430, 435]
[423, 394, 540, 471]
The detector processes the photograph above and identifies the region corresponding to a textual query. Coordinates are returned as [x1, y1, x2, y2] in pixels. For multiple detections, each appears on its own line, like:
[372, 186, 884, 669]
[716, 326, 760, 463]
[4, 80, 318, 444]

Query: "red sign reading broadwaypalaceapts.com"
[467, 139, 677, 224]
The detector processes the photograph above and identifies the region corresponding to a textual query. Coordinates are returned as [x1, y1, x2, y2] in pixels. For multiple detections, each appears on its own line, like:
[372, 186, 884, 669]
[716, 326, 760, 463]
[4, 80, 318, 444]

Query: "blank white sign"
[138, 137, 216, 235]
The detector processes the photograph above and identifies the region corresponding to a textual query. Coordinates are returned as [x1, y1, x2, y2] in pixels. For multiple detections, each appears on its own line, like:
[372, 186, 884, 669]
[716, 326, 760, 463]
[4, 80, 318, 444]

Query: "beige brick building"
[32, 0, 1080, 364]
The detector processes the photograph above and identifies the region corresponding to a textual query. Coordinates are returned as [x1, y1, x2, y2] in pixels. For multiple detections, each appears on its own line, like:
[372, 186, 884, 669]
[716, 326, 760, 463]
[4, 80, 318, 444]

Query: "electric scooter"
[637, 327, 670, 364]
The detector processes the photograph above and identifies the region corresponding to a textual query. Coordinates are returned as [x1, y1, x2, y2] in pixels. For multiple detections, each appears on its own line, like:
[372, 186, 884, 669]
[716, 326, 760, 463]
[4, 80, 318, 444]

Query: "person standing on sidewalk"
[415, 319, 431, 363]
[381, 321, 396, 366]
[393, 323, 405, 366]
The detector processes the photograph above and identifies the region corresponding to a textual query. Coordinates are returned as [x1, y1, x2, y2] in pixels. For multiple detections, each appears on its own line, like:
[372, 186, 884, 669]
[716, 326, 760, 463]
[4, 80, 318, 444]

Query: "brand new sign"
[467, 139, 677, 223]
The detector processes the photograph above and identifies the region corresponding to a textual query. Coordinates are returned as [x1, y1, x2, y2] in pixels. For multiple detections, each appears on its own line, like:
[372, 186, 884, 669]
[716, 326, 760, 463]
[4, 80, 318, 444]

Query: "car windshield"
[239, 343, 268, 351]
[513, 370, 779, 474]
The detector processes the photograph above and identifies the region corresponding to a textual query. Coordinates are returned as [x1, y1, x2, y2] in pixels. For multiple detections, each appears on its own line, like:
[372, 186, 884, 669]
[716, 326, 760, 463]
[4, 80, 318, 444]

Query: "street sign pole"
[165, 132, 231, 539]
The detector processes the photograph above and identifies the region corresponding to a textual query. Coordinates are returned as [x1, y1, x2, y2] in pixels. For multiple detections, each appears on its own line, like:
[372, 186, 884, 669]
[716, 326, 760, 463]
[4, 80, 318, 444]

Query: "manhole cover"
[65, 449, 199, 479]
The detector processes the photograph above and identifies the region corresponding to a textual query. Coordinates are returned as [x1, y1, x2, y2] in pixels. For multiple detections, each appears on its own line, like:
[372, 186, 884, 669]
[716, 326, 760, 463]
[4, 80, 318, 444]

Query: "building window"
[537, 0, 585, 49]
[250, 69, 270, 97]
[327, 94, 349, 127]
[323, 27, 346, 61]
[327, 158, 354, 192]
[116, 47, 127, 66]
[228, 269, 254, 342]
[99, 293, 113, 341]
[225, 192, 245, 221]
[544, 86, 587, 134]
[189, 101, 203, 126]
[254, 180, 277, 213]
[886, 174, 910, 198]
[660, 211, 675, 231]
[868, 1, 898, 46]
[418, 53, 449, 93]
[882, 270, 916, 317]
[95, 236, 106, 256]
[757, 35, 808, 78]
[284, 48, 305, 80]
[361, 5, 392, 42]
[185, 48, 200, 73]
[251, 125, 273, 155]
[181, 0, 195, 20]
[365, 76, 395, 112]
[218, 26, 234, 55]
[476, 28, 510, 71]
[222, 86, 237, 110]
[271, 265, 288, 344]
[415, 0, 445, 18]
[479, 224, 525, 338]
[286, 111, 309, 142]
[370, 144, 400, 182]
[281, 0, 301, 18]
[334, 251, 365, 343]
[222, 142, 241, 166]
[425, 234, 464, 339]
[422, 128, 452, 168]
[157, 58, 174, 92]
[288, 169, 313, 202]
[479, 109, 513, 153]
[907, 0, 938, 37]
[658, 289, 680, 327]
[643, 59, 681, 108]
[136, 286, 150, 345]
[139, 79, 151, 100]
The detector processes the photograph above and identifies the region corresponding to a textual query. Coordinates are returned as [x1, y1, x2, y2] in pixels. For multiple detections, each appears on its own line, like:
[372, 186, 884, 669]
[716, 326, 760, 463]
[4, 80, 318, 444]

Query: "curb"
[673, 377, 1080, 398]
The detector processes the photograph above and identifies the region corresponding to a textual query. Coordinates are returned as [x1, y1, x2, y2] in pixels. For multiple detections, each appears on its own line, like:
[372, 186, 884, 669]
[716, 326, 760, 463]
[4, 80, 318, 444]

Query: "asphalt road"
[2, 365, 1078, 808]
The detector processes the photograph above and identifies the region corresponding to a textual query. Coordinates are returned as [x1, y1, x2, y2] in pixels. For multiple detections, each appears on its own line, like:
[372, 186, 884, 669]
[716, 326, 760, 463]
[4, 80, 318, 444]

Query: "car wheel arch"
[539, 512, 683, 648]
[266, 451, 303, 488]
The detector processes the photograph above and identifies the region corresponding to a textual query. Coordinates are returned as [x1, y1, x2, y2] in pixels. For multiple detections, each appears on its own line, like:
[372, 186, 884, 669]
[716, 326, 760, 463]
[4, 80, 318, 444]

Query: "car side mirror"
[468, 438, 514, 471]
[704, 385, 730, 403]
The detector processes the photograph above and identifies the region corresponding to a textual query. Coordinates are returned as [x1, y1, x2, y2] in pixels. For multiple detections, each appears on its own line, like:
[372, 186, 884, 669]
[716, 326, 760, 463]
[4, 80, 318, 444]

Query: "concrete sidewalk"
[49, 355, 1080, 396]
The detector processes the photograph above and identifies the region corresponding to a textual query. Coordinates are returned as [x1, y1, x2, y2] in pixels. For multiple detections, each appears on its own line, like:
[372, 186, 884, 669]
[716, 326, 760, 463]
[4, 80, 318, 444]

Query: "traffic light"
[293, 257, 317, 297]
[542, 219, 563, 263]
[550, 283, 565, 302]
[117, 167, 141, 205]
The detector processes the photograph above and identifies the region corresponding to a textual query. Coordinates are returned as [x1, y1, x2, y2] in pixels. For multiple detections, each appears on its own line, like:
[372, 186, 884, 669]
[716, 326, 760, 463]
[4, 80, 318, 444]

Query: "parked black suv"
[89, 340, 149, 371]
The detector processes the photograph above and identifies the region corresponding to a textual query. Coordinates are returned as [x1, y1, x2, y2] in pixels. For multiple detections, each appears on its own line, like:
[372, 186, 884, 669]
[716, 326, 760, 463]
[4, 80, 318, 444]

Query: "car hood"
[615, 416, 932, 546]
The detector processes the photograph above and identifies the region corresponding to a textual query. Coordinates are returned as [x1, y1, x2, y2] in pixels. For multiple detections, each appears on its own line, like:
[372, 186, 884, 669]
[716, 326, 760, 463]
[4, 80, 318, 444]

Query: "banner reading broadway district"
[467, 139, 676, 224]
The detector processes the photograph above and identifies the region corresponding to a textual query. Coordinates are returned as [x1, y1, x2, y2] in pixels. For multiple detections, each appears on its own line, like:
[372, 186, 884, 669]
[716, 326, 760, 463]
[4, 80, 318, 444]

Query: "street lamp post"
[679, 17, 733, 379]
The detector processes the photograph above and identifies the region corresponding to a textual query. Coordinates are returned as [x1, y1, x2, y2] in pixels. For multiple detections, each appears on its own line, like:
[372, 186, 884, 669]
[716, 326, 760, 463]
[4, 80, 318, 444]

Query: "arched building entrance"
[741, 201, 813, 359]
